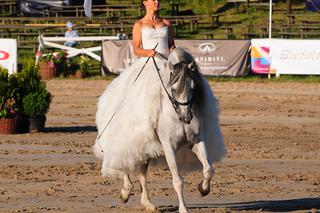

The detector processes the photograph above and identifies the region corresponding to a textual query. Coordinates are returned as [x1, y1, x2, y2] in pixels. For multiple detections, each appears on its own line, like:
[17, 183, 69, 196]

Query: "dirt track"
[0, 79, 319, 213]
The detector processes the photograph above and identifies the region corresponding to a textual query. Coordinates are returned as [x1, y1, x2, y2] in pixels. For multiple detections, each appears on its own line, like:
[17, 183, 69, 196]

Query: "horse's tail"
[200, 75, 226, 163]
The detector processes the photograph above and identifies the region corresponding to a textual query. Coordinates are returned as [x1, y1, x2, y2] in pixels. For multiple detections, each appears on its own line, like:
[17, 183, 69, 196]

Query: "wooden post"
[287, 0, 292, 14]
[211, 15, 215, 28]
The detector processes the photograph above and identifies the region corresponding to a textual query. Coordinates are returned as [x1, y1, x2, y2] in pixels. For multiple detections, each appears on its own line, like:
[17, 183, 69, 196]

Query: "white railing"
[36, 34, 123, 65]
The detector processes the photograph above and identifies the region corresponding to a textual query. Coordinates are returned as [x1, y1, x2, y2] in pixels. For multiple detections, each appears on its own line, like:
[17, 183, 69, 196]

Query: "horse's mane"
[192, 65, 205, 110]
[169, 48, 205, 109]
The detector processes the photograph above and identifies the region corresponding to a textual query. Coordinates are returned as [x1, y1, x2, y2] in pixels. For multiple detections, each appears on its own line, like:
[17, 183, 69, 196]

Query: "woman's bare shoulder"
[133, 20, 143, 29]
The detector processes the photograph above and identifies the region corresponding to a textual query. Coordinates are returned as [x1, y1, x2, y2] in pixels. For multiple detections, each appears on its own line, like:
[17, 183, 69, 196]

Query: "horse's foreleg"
[138, 162, 156, 211]
[162, 143, 188, 213]
[192, 142, 215, 196]
[120, 173, 133, 203]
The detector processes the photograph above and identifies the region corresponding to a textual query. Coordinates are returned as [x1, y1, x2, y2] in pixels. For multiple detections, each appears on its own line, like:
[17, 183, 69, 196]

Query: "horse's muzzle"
[180, 114, 193, 124]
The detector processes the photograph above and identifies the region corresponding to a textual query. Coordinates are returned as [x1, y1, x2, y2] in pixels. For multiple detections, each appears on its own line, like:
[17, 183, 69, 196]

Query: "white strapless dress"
[94, 26, 225, 177]
[94, 27, 171, 177]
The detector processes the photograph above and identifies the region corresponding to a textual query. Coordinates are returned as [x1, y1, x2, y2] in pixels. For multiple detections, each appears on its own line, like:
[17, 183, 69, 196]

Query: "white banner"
[0, 39, 17, 74]
[269, 39, 320, 76]
[252, 39, 320, 76]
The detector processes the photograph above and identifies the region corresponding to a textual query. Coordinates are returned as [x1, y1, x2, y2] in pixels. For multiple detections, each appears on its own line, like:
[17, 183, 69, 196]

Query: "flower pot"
[16, 115, 30, 133]
[38, 61, 56, 80]
[29, 116, 46, 132]
[55, 62, 65, 77]
[74, 70, 86, 79]
[0, 117, 17, 134]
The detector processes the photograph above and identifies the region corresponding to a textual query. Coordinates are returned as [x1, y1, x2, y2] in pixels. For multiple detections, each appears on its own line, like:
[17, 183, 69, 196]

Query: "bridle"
[152, 56, 194, 120]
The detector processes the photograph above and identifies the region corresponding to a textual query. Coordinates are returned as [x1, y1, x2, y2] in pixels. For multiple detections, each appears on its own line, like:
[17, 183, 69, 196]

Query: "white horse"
[94, 48, 225, 213]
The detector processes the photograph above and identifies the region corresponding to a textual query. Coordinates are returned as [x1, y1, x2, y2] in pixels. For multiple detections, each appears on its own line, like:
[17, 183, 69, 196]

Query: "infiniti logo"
[198, 43, 216, 53]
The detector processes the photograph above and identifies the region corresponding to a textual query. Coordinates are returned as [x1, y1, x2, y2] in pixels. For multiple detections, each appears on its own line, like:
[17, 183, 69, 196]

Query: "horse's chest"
[185, 125, 201, 144]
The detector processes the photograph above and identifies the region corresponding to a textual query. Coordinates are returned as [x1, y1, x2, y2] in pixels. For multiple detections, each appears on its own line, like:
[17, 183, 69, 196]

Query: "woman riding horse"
[94, 1, 226, 212]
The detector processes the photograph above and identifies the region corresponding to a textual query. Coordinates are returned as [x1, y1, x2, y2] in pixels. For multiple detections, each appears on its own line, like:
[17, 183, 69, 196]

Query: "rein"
[134, 43, 159, 82]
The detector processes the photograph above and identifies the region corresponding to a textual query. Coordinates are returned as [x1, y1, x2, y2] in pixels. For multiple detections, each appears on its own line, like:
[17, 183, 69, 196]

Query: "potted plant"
[37, 49, 67, 79]
[14, 62, 43, 133]
[0, 96, 18, 134]
[23, 87, 52, 132]
[75, 55, 90, 78]
[0, 66, 18, 134]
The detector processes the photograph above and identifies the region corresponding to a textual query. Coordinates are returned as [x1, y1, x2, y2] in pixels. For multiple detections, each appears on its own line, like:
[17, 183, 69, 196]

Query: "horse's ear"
[188, 61, 196, 71]
[167, 61, 173, 70]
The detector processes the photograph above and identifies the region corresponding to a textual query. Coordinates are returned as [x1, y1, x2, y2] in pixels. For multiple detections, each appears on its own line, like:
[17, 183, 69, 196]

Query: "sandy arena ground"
[0, 79, 319, 213]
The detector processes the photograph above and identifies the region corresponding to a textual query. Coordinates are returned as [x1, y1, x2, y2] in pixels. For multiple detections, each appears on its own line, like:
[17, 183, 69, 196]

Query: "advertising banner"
[270, 39, 320, 76]
[251, 39, 272, 74]
[252, 39, 320, 76]
[101, 40, 250, 76]
[175, 40, 250, 76]
[0, 39, 17, 74]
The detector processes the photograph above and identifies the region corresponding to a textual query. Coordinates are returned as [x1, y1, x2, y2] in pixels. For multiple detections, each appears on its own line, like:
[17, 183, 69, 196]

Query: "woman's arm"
[132, 21, 156, 57]
[163, 19, 176, 51]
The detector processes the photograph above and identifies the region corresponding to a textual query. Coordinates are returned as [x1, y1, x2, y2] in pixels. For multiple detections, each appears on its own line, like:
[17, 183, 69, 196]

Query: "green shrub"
[17, 63, 42, 95]
[23, 89, 52, 117]
[0, 66, 19, 118]
[14, 63, 47, 113]
[0, 66, 9, 81]
[0, 66, 9, 97]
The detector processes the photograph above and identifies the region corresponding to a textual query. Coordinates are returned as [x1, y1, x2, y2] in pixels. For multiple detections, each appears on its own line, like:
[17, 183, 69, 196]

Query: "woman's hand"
[146, 49, 156, 57]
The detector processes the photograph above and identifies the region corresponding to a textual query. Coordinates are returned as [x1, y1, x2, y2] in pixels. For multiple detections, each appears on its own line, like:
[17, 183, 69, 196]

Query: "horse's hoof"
[198, 181, 210, 197]
[179, 206, 188, 213]
[120, 193, 130, 203]
[145, 205, 156, 212]
[120, 186, 133, 203]
[142, 199, 156, 212]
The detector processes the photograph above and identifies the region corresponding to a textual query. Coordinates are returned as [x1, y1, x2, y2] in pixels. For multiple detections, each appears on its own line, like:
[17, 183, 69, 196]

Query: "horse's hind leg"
[138, 162, 156, 211]
[120, 173, 133, 203]
[192, 142, 215, 196]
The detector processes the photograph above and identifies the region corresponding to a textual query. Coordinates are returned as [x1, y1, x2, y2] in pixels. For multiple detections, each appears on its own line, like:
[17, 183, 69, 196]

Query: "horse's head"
[165, 48, 199, 124]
